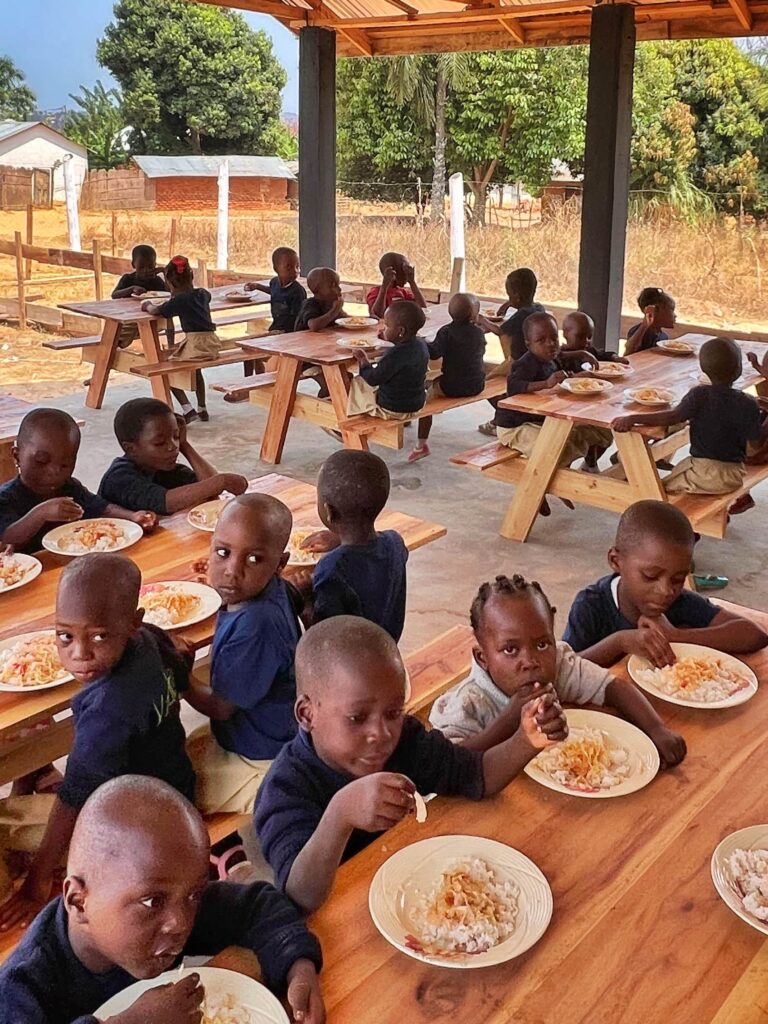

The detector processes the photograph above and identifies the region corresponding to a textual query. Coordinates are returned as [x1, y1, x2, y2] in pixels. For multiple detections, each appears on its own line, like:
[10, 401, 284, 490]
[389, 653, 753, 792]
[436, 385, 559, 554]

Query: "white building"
[0, 121, 88, 201]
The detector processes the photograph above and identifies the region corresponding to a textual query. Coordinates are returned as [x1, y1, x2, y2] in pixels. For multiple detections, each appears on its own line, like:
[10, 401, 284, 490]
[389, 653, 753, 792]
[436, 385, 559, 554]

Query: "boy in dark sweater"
[0, 409, 155, 554]
[0, 555, 195, 931]
[0, 775, 324, 1024]
[562, 311, 628, 365]
[110, 244, 172, 351]
[245, 246, 306, 332]
[254, 617, 566, 913]
[294, 267, 347, 333]
[99, 398, 247, 516]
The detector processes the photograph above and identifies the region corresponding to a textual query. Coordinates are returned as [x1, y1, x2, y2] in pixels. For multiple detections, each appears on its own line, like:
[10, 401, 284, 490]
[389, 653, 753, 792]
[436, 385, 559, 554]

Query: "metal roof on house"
[0, 120, 87, 154]
[132, 155, 296, 180]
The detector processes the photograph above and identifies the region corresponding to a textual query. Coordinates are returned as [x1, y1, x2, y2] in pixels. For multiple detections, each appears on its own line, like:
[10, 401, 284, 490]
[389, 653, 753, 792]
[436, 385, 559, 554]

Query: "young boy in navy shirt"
[110, 243, 173, 351]
[254, 616, 567, 913]
[99, 398, 248, 516]
[563, 500, 767, 667]
[562, 311, 628, 364]
[0, 775, 324, 1024]
[0, 555, 195, 931]
[0, 409, 155, 554]
[185, 494, 301, 816]
[294, 267, 347, 332]
[245, 246, 306, 332]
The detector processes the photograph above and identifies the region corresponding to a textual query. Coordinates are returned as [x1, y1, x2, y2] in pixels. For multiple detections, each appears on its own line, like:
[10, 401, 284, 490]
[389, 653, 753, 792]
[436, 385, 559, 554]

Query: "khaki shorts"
[170, 331, 222, 361]
[497, 422, 612, 465]
[664, 456, 746, 495]
[0, 794, 57, 900]
[346, 374, 422, 420]
[187, 725, 272, 815]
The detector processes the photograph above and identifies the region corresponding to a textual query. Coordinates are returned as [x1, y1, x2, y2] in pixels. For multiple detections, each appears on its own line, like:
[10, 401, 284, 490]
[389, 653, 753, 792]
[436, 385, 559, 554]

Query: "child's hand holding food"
[38, 497, 83, 524]
[520, 693, 568, 750]
[131, 510, 158, 533]
[627, 616, 676, 667]
[648, 724, 687, 769]
[334, 773, 415, 833]
[112, 974, 204, 1024]
[546, 370, 567, 388]
[300, 529, 339, 554]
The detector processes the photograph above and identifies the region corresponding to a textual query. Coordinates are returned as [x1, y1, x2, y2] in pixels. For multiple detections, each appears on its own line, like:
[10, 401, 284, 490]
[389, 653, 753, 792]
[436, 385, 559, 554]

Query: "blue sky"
[4, 0, 299, 114]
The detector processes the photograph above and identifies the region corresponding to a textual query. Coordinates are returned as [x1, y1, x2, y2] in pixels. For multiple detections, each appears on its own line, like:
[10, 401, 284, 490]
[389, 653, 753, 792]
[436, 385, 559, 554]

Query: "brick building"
[80, 155, 297, 212]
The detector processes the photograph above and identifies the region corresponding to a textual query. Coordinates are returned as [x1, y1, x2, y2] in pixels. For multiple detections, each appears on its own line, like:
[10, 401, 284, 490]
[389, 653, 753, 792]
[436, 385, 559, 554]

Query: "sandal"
[729, 493, 756, 516]
[209, 844, 247, 881]
[692, 574, 729, 591]
[408, 444, 430, 462]
[478, 421, 497, 437]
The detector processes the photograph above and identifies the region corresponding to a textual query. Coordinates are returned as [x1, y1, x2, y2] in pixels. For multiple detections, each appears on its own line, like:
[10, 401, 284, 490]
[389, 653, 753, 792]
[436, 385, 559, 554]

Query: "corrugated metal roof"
[0, 120, 40, 142]
[0, 120, 88, 156]
[132, 155, 296, 180]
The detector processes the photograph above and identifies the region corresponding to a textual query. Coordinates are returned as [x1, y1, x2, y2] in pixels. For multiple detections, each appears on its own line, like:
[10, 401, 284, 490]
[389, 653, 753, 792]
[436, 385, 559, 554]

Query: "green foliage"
[0, 55, 35, 121]
[63, 82, 127, 170]
[97, 0, 287, 156]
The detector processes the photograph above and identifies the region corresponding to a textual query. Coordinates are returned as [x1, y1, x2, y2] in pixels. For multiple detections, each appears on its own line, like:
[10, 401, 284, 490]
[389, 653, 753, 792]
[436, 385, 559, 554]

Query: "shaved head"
[215, 493, 292, 550]
[615, 500, 695, 552]
[57, 553, 141, 621]
[562, 311, 594, 335]
[306, 267, 339, 293]
[16, 408, 80, 449]
[448, 292, 479, 323]
[297, 616, 406, 697]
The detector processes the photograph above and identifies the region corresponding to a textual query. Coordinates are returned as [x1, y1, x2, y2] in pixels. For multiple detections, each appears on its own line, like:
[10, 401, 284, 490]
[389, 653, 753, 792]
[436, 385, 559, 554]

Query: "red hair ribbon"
[170, 255, 189, 272]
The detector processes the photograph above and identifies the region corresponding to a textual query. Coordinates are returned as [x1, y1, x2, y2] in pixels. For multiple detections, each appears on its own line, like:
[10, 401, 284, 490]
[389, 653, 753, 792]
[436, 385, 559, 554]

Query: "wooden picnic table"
[309, 598, 768, 1024]
[239, 304, 454, 464]
[0, 472, 446, 787]
[493, 335, 768, 541]
[58, 286, 269, 411]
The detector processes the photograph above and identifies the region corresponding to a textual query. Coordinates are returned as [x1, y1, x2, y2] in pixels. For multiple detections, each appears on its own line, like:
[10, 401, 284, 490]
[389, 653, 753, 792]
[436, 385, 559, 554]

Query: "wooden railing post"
[169, 217, 178, 258]
[111, 211, 117, 256]
[92, 238, 103, 300]
[14, 231, 26, 329]
[24, 204, 33, 281]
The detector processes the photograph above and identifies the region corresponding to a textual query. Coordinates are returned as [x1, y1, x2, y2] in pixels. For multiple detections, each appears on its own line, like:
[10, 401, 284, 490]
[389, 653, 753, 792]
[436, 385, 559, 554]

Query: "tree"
[97, 0, 288, 156]
[0, 55, 35, 120]
[63, 82, 127, 170]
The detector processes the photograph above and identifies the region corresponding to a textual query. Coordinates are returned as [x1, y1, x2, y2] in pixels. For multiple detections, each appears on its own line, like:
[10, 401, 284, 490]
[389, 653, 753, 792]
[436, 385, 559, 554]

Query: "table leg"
[138, 320, 172, 406]
[323, 364, 368, 451]
[85, 319, 120, 410]
[500, 417, 574, 542]
[260, 356, 303, 464]
[614, 430, 666, 501]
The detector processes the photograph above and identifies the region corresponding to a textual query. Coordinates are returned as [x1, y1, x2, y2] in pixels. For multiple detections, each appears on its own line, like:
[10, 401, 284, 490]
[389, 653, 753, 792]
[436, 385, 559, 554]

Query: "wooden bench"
[670, 462, 768, 538]
[131, 342, 271, 390]
[41, 335, 102, 352]
[403, 625, 473, 721]
[212, 372, 279, 400]
[451, 440, 522, 472]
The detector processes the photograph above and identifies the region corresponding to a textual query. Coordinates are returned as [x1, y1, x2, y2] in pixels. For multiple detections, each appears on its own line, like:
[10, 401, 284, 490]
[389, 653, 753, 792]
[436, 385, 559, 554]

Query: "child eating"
[562, 310, 628, 365]
[99, 397, 248, 515]
[310, 450, 408, 640]
[563, 500, 767, 666]
[410, 291, 487, 462]
[624, 286, 677, 354]
[0, 775, 324, 1023]
[245, 246, 306, 332]
[185, 494, 301, 816]
[613, 337, 766, 497]
[111, 244, 173, 351]
[0, 409, 155, 553]
[255, 616, 567, 913]
[430, 573, 686, 768]
[0, 554, 195, 931]
[294, 267, 346, 332]
[346, 301, 429, 421]
[367, 252, 427, 319]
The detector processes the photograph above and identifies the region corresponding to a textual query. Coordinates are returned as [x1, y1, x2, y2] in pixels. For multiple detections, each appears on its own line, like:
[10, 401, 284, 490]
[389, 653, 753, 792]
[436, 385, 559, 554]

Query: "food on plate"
[343, 316, 373, 327]
[202, 992, 253, 1024]
[135, 291, 169, 299]
[727, 848, 768, 923]
[630, 388, 672, 403]
[0, 556, 33, 590]
[634, 655, 751, 703]
[406, 857, 518, 957]
[534, 727, 630, 792]
[344, 338, 373, 348]
[483, 307, 499, 317]
[225, 290, 247, 301]
[566, 378, 604, 393]
[595, 362, 628, 375]
[188, 499, 229, 530]
[0, 634, 68, 688]
[57, 521, 127, 553]
[139, 585, 202, 628]
[661, 340, 694, 353]
[286, 528, 321, 565]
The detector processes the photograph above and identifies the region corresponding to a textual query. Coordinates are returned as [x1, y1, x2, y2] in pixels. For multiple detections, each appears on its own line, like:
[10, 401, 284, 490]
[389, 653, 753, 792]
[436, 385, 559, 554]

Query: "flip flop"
[408, 444, 430, 462]
[692, 574, 729, 590]
[209, 844, 247, 881]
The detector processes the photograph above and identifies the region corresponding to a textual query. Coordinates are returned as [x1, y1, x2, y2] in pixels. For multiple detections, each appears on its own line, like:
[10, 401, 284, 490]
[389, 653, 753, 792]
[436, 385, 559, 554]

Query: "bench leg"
[85, 319, 120, 410]
[323, 364, 369, 451]
[138, 320, 172, 406]
[260, 356, 303, 464]
[500, 418, 573, 542]
[614, 431, 666, 502]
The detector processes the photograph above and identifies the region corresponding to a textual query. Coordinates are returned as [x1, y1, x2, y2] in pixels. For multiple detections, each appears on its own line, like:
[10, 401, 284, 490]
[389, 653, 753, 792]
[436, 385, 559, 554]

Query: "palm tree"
[64, 82, 127, 170]
[386, 54, 470, 222]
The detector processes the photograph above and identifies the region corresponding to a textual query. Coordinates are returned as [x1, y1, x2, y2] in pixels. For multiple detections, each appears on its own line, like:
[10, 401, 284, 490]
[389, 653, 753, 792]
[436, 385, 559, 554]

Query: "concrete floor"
[56, 365, 768, 654]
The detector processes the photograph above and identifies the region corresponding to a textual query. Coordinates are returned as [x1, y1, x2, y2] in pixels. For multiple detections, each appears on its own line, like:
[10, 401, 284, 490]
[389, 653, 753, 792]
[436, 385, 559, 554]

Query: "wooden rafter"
[497, 14, 525, 39]
[382, 0, 420, 16]
[338, 26, 375, 52]
[186, 0, 306, 19]
[726, 0, 753, 27]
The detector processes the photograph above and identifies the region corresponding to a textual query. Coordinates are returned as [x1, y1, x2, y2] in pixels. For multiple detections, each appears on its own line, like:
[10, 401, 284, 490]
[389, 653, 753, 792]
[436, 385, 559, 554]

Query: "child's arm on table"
[101, 502, 157, 533]
[481, 694, 568, 795]
[577, 620, 676, 669]
[562, 349, 600, 370]
[521, 370, 568, 393]
[612, 403, 686, 433]
[163, 414, 249, 513]
[655, 608, 768, 654]
[403, 261, 427, 309]
[0, 497, 83, 548]
[307, 299, 344, 332]
[245, 281, 271, 294]
[605, 676, 686, 767]
[476, 315, 502, 336]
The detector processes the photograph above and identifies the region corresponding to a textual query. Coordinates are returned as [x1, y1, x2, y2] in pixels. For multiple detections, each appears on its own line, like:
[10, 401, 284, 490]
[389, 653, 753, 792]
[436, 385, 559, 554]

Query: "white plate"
[623, 386, 675, 407]
[42, 518, 144, 556]
[0, 553, 42, 594]
[524, 708, 659, 798]
[336, 337, 393, 352]
[94, 966, 289, 1023]
[139, 581, 221, 631]
[711, 826, 768, 936]
[225, 290, 249, 301]
[368, 835, 552, 968]
[132, 291, 169, 300]
[188, 497, 232, 532]
[627, 642, 758, 709]
[337, 316, 379, 329]
[658, 340, 696, 355]
[0, 630, 73, 692]
[590, 362, 632, 378]
[286, 527, 323, 567]
[558, 378, 614, 396]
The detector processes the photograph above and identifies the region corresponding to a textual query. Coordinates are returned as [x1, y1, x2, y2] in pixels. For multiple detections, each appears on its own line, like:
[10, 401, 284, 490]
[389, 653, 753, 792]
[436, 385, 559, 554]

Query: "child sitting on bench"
[111, 243, 174, 351]
[624, 286, 677, 354]
[562, 310, 628, 365]
[367, 252, 428, 319]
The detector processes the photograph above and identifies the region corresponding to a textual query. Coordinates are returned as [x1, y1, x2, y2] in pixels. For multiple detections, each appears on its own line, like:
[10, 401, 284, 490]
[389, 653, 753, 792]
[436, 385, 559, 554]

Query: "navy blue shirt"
[255, 717, 485, 890]
[112, 272, 167, 297]
[294, 296, 335, 332]
[58, 625, 195, 811]
[0, 477, 109, 554]
[98, 455, 197, 514]
[0, 882, 322, 1024]
[427, 322, 486, 397]
[678, 385, 761, 463]
[155, 288, 214, 333]
[359, 336, 429, 413]
[626, 323, 668, 351]
[495, 350, 562, 430]
[499, 302, 545, 361]
[211, 577, 300, 760]
[268, 277, 306, 331]
[563, 572, 719, 653]
[312, 530, 408, 641]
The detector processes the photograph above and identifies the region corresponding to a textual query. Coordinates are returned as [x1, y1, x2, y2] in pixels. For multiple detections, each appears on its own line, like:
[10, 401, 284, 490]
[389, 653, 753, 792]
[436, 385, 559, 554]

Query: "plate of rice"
[337, 337, 393, 351]
[368, 835, 552, 968]
[139, 581, 221, 630]
[524, 709, 659, 798]
[94, 966, 289, 1023]
[188, 497, 232, 532]
[0, 630, 73, 692]
[590, 362, 632, 378]
[132, 291, 170, 300]
[0, 553, 42, 594]
[627, 643, 757, 709]
[711, 826, 768, 936]
[286, 528, 324, 566]
[337, 316, 379, 329]
[43, 519, 143, 556]
[623, 386, 675, 407]
[658, 339, 696, 356]
[558, 377, 614, 396]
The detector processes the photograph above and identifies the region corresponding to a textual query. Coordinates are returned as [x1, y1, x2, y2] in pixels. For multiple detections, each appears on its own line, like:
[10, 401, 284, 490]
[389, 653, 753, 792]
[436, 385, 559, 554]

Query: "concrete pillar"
[299, 27, 337, 270]
[577, 4, 636, 349]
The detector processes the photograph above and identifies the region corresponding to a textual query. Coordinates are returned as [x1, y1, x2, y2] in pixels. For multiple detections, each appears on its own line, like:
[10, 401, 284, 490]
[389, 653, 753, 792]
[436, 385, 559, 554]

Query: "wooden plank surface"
[58, 286, 272, 324]
[308, 599, 768, 1024]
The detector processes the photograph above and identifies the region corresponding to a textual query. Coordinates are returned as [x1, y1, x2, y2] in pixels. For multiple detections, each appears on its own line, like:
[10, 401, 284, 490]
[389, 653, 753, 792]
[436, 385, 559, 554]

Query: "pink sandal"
[408, 444, 430, 462]
[209, 845, 247, 881]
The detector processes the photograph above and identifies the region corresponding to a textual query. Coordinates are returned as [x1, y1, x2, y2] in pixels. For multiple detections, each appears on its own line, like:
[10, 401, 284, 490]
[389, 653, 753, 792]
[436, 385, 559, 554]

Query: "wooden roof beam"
[186, 0, 307, 18]
[338, 25, 375, 52]
[727, 0, 753, 27]
[382, 0, 420, 16]
[497, 15, 526, 39]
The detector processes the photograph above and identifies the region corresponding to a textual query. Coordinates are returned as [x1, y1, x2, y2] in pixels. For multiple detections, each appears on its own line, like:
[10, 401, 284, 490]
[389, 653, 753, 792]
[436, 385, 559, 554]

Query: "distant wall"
[0, 165, 52, 208]
[153, 176, 289, 211]
[80, 166, 155, 210]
